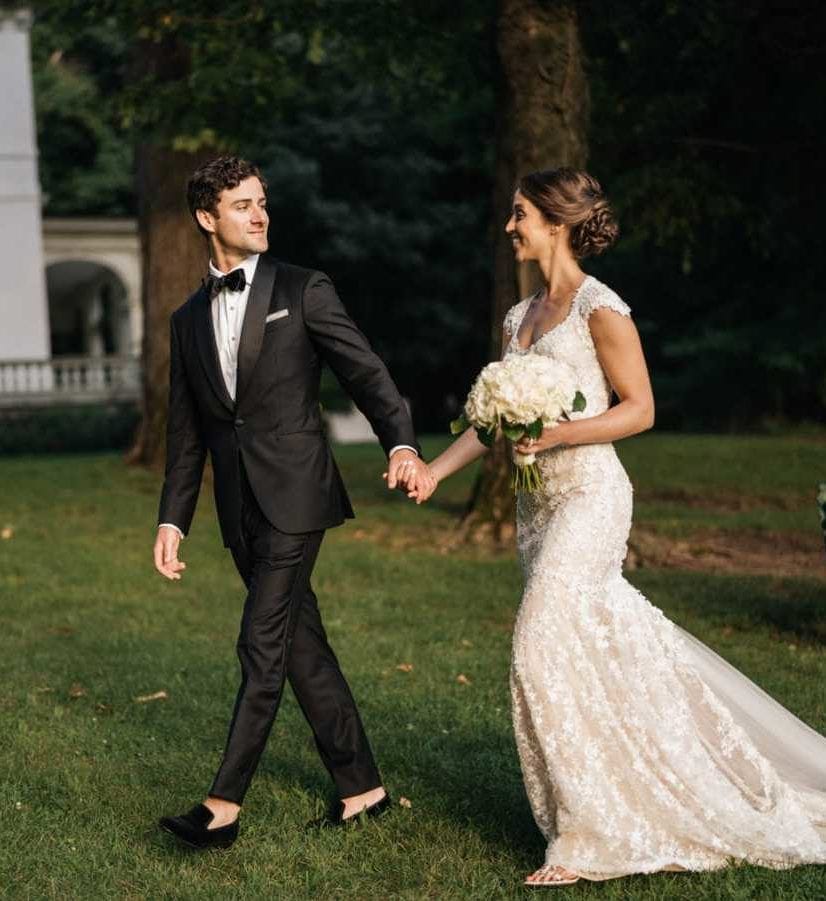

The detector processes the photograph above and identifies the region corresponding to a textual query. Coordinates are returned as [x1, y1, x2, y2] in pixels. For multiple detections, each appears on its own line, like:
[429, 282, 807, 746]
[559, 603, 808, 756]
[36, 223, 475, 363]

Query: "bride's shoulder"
[576, 276, 631, 320]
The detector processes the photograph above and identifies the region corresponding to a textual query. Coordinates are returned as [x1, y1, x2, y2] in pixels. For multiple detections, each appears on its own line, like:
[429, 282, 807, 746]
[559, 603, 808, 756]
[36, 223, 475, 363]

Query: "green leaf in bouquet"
[572, 391, 586, 413]
[449, 413, 469, 435]
[501, 421, 525, 441]
[475, 426, 495, 448]
[526, 418, 543, 440]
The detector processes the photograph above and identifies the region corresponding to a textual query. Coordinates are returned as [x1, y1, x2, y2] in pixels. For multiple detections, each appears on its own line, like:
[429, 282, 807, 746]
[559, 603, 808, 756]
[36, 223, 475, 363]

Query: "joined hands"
[383, 449, 438, 504]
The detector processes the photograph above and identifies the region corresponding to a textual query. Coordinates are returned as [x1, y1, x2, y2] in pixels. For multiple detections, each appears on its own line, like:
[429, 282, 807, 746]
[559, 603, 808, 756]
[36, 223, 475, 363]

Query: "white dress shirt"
[210, 254, 260, 401]
[159, 256, 415, 538]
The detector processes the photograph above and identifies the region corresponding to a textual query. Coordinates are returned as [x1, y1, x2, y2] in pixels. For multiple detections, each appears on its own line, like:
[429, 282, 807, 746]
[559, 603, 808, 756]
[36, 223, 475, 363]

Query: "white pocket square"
[266, 309, 290, 323]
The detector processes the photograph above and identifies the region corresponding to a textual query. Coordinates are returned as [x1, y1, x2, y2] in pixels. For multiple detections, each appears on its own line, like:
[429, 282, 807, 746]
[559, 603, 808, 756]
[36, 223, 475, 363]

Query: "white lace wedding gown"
[504, 276, 826, 880]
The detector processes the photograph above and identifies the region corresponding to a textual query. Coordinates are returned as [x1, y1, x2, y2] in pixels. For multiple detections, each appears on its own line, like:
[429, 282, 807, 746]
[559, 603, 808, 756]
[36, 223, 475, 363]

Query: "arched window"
[46, 261, 131, 357]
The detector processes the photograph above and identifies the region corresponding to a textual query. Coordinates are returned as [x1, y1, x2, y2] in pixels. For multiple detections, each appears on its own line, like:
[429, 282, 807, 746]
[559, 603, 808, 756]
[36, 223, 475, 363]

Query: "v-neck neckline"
[514, 276, 590, 351]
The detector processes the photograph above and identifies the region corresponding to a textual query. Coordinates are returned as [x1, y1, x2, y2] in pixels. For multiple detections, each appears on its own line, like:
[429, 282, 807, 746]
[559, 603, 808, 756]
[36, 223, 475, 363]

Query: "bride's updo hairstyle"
[519, 168, 619, 258]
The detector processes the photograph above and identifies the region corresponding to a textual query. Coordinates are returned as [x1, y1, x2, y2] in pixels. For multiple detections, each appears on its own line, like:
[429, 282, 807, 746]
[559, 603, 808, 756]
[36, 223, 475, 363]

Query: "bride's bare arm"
[407, 327, 514, 500]
[516, 308, 654, 455]
[428, 426, 488, 484]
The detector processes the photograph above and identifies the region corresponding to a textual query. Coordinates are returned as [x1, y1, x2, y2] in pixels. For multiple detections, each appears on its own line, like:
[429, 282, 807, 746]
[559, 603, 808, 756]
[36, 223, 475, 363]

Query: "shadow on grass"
[633, 569, 826, 646]
[253, 701, 544, 867]
[406, 724, 544, 863]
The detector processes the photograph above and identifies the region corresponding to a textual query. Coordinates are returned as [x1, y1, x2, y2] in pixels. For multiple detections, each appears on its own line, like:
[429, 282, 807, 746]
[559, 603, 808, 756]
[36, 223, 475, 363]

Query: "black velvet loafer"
[308, 793, 393, 829]
[159, 803, 239, 850]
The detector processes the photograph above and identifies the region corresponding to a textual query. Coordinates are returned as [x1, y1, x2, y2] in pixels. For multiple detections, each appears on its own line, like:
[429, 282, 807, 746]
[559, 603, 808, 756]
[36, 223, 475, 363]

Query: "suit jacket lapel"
[236, 255, 277, 408]
[193, 283, 234, 412]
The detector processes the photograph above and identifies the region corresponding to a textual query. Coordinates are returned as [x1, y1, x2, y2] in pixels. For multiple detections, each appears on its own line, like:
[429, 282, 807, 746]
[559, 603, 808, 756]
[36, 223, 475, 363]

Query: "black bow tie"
[206, 268, 246, 299]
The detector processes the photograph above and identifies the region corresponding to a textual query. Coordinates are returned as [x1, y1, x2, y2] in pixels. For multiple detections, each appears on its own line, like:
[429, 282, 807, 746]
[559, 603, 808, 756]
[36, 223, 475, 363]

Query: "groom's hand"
[154, 526, 187, 581]
[383, 450, 437, 504]
[384, 449, 420, 491]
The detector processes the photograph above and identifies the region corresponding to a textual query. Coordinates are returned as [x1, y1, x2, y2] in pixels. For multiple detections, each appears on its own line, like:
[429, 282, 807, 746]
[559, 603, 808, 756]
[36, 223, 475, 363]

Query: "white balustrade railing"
[0, 356, 141, 407]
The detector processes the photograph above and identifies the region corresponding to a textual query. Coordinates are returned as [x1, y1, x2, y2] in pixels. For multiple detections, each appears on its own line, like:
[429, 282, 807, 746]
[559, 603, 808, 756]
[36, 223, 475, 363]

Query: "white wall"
[0, 8, 50, 362]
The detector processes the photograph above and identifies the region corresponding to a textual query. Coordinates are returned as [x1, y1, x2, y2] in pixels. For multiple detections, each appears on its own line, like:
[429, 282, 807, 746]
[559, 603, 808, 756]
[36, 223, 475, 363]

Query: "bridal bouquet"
[450, 355, 585, 493]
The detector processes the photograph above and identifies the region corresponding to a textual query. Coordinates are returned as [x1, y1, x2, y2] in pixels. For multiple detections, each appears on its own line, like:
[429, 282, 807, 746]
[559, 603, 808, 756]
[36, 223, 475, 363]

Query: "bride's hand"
[514, 424, 567, 456]
[406, 463, 439, 504]
[382, 458, 439, 503]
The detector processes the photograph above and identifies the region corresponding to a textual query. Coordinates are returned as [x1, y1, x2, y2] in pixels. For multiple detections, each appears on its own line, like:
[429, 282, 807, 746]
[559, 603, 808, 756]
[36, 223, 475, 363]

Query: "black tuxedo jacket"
[158, 254, 418, 546]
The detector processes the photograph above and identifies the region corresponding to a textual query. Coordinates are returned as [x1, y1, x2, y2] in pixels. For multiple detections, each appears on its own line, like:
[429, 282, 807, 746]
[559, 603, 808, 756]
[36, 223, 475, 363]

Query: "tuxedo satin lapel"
[236, 255, 277, 408]
[193, 285, 234, 412]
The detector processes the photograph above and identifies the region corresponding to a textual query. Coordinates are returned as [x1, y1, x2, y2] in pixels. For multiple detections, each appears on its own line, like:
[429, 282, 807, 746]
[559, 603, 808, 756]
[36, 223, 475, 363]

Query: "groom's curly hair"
[187, 156, 267, 236]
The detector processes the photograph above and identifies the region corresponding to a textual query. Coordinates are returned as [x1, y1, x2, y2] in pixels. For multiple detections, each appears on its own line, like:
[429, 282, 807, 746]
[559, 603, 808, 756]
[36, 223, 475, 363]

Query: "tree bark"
[124, 27, 213, 468]
[459, 0, 589, 545]
[127, 144, 210, 467]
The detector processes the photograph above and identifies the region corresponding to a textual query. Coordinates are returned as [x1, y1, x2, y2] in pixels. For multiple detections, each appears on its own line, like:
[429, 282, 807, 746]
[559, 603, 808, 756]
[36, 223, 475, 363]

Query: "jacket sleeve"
[157, 315, 207, 534]
[302, 272, 419, 457]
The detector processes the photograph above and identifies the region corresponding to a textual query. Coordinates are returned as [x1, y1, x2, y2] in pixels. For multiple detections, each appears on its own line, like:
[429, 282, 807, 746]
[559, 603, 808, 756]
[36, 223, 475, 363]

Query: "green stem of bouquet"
[512, 462, 543, 494]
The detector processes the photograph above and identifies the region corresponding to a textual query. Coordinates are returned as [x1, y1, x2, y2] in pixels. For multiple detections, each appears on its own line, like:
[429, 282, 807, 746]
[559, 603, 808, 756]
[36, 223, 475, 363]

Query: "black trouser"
[209, 467, 381, 805]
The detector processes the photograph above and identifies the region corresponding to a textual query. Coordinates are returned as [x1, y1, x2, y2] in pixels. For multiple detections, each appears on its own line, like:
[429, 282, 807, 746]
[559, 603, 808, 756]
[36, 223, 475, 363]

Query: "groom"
[153, 156, 428, 849]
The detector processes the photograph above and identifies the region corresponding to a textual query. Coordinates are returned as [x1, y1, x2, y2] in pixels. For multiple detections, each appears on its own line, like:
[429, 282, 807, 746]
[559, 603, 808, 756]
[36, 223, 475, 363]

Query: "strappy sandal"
[524, 864, 581, 887]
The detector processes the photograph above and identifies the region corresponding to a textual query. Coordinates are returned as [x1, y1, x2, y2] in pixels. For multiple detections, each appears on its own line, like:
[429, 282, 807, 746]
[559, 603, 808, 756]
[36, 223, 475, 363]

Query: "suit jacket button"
[235, 418, 244, 427]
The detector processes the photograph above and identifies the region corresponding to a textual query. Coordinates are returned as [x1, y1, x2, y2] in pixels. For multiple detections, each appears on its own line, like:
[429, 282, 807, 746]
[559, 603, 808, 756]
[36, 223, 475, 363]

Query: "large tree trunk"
[459, 0, 589, 545]
[126, 28, 213, 469]
[127, 144, 210, 467]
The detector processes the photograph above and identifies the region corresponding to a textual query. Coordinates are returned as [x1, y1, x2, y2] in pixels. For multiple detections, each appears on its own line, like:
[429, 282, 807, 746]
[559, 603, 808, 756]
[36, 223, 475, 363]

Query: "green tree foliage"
[581, 0, 826, 428]
[30, 0, 495, 429]
[249, 26, 495, 423]
[30, 13, 133, 214]
[29, 0, 826, 430]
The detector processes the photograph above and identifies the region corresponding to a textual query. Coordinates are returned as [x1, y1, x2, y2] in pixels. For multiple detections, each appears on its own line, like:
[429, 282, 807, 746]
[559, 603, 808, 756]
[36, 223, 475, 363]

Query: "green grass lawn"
[1, 433, 825, 900]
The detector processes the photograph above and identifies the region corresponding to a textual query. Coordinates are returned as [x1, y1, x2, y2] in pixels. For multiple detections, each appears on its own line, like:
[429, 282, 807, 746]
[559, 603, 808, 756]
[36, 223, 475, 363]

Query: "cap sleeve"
[503, 298, 530, 336]
[577, 279, 631, 320]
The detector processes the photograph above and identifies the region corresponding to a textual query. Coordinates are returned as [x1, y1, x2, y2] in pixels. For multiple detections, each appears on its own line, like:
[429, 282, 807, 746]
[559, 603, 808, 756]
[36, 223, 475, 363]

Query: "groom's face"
[199, 176, 269, 257]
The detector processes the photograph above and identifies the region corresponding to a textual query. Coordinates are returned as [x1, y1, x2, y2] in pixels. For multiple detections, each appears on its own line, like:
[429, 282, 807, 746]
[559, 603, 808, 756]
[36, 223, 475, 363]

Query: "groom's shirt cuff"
[158, 523, 185, 539]
[388, 445, 418, 459]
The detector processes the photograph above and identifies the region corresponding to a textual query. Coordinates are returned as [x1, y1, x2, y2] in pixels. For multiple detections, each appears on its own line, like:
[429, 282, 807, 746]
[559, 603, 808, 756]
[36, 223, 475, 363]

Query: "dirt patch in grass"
[344, 522, 509, 559]
[627, 525, 826, 581]
[342, 515, 826, 582]
[636, 488, 809, 512]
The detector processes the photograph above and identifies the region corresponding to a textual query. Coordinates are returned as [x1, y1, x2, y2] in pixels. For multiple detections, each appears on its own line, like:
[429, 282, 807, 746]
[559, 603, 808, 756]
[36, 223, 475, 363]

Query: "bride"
[407, 168, 826, 887]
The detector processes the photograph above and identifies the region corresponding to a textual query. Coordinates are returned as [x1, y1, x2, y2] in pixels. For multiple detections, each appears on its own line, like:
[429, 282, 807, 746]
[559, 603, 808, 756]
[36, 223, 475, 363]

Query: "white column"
[85, 290, 105, 357]
[0, 8, 50, 362]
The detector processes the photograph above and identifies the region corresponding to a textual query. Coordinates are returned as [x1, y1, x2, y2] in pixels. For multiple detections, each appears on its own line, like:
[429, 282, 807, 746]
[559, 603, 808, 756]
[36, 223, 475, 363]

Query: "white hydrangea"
[454, 355, 585, 492]
[464, 355, 580, 432]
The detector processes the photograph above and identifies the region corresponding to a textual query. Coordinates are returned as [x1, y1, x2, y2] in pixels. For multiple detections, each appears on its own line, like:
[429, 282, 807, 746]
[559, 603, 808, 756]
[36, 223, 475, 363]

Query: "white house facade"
[0, 8, 142, 408]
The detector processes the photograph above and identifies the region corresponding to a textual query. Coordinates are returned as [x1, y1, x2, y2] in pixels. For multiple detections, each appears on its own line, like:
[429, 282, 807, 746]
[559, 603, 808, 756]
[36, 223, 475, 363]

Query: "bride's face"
[505, 190, 556, 262]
